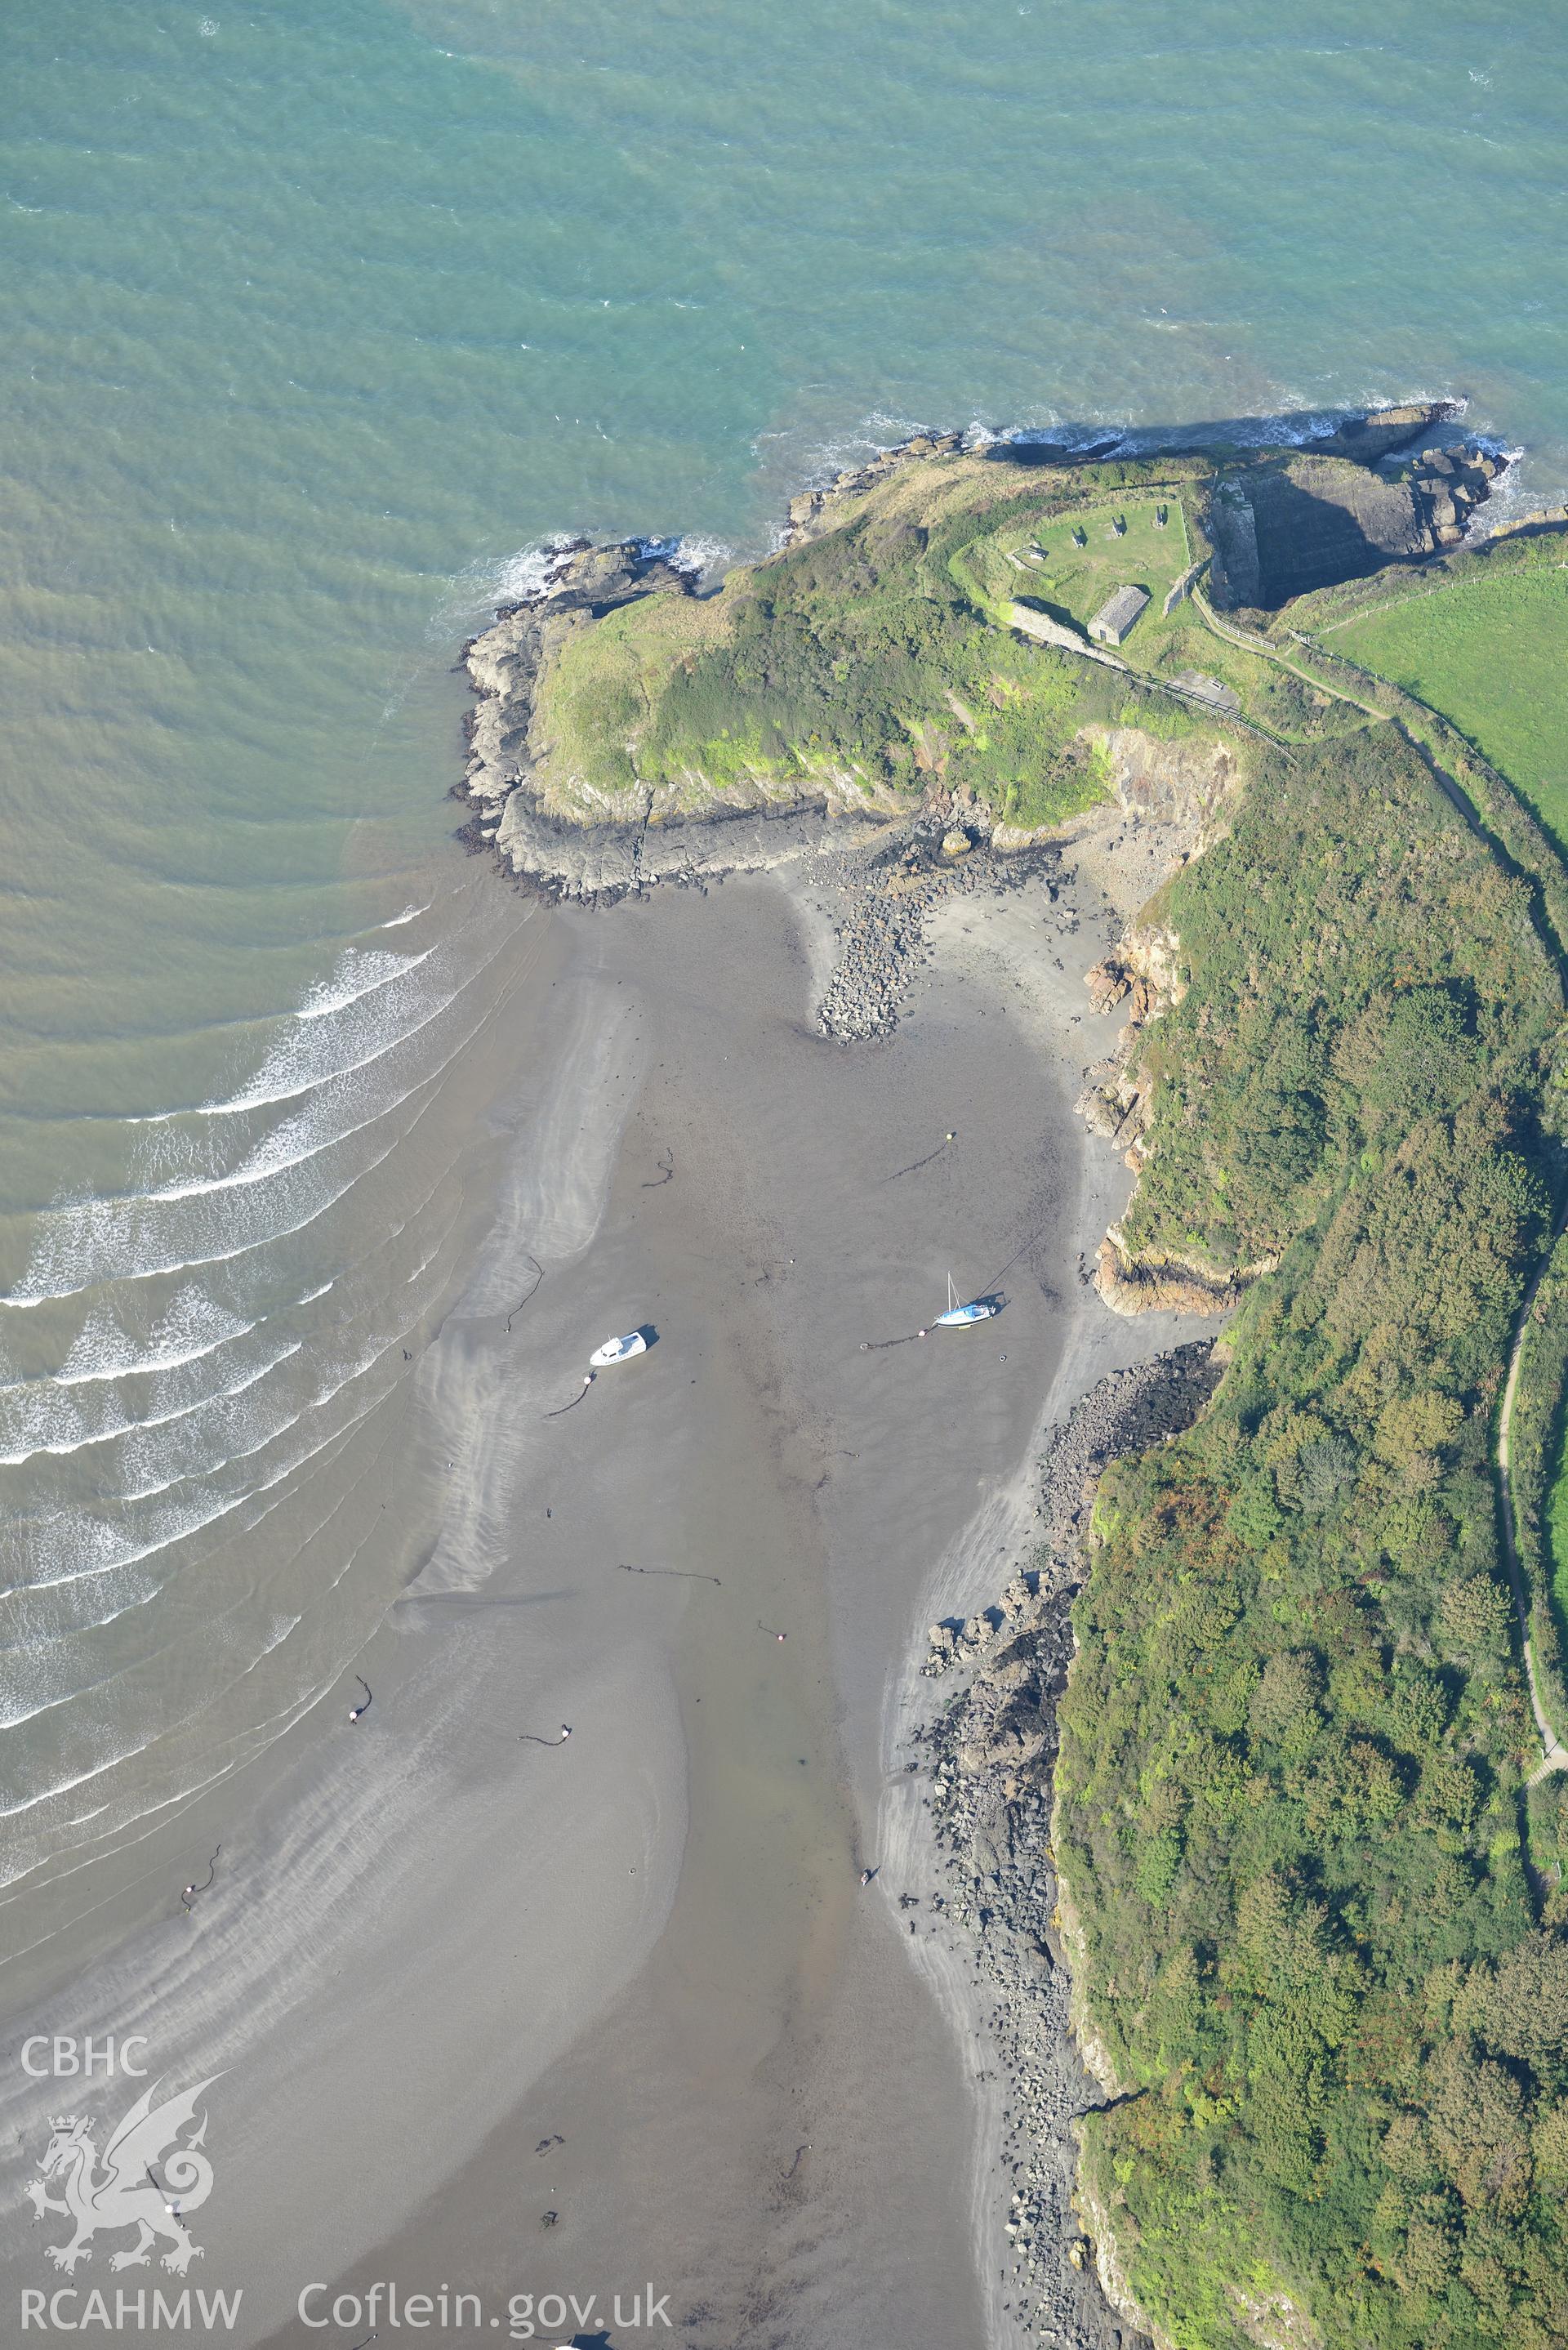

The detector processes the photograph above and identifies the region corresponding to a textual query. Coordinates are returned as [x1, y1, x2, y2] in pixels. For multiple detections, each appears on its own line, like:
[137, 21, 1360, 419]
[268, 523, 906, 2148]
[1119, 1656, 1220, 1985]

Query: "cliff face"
[1206, 436, 1507, 613]
[1076, 908, 1261, 1321]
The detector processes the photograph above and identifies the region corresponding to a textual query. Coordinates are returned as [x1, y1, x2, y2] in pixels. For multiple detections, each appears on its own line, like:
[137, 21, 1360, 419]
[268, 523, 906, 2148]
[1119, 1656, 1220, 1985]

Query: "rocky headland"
[453, 399, 1509, 1054]
[454, 399, 1494, 911]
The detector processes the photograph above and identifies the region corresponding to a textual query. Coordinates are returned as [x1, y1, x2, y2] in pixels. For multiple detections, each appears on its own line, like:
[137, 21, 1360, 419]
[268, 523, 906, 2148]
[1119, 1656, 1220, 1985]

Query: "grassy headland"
[520, 453, 1228, 832]
[475, 445, 1400, 838]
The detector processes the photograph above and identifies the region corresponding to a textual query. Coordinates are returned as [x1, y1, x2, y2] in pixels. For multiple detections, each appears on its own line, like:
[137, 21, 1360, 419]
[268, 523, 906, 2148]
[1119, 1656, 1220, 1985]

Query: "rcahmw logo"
[20, 2062, 240, 2332]
[22, 2286, 242, 2333]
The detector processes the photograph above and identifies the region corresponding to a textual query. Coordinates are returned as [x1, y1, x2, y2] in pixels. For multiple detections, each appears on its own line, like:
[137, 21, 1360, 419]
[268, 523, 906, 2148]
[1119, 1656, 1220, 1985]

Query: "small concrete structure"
[1170, 670, 1241, 716]
[1088, 585, 1150, 647]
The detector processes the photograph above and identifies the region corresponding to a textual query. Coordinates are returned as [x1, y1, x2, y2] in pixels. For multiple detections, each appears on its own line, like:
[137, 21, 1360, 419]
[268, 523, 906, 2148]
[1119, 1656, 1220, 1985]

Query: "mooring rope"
[180, 1845, 220, 1914]
[543, 1373, 595, 1418]
[884, 1130, 956, 1182]
[617, 1563, 721, 1585]
[506, 1255, 545, 1331]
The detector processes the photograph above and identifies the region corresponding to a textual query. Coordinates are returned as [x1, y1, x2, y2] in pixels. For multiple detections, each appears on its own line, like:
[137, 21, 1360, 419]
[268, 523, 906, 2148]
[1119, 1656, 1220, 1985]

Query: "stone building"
[1087, 584, 1150, 646]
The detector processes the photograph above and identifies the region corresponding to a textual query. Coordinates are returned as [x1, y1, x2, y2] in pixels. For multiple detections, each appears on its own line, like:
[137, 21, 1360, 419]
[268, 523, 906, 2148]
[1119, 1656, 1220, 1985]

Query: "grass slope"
[1057, 724, 1568, 2350]
[1310, 541, 1568, 851]
[525, 451, 1369, 827]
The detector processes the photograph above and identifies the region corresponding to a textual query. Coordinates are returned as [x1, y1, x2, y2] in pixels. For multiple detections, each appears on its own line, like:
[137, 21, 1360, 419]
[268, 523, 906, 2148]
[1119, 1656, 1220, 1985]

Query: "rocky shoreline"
[908, 1344, 1220, 2350]
[453, 530, 896, 906]
[802, 816, 1066, 1038]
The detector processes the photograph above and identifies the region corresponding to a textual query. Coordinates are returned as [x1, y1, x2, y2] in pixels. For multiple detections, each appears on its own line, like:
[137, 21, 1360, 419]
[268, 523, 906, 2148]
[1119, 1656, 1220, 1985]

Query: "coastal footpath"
[459, 411, 1568, 2350]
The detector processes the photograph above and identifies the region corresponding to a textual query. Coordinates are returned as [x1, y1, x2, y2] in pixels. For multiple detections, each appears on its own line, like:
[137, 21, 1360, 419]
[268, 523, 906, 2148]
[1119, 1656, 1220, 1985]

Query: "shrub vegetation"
[1057, 725, 1568, 2348]
[528, 452, 1363, 824]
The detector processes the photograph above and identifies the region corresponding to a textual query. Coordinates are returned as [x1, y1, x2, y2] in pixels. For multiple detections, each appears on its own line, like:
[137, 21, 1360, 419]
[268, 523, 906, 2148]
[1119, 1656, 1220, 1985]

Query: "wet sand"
[2, 823, 1192, 2349]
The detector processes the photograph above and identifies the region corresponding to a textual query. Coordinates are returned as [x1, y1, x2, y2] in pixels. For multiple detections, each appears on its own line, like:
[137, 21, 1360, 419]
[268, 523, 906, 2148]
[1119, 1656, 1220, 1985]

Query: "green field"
[1326, 553, 1568, 847]
[955, 493, 1190, 632]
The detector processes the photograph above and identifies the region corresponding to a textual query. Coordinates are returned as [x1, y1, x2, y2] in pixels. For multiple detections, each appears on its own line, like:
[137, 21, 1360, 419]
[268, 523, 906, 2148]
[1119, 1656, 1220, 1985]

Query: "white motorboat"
[589, 1331, 648, 1368]
[933, 1274, 995, 1329]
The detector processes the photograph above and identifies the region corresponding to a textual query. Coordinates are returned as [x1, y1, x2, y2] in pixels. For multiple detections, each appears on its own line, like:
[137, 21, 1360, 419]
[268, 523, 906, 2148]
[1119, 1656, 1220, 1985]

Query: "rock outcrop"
[1074, 849, 1268, 1320]
[782, 429, 968, 545]
[1091, 1233, 1252, 1318]
[1207, 436, 1508, 613]
[462, 537, 695, 814]
[459, 535, 910, 903]
[1082, 726, 1241, 843]
[813, 819, 1062, 1039]
[487, 792, 891, 907]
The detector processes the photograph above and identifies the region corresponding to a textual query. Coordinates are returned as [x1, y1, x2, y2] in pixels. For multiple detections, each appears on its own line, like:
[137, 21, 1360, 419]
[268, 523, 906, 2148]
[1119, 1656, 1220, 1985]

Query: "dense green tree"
[1057, 726, 1568, 2348]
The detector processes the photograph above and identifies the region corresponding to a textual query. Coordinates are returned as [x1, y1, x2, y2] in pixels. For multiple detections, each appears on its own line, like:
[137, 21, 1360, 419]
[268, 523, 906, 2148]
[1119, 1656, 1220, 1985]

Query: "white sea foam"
[667, 533, 736, 584]
[6, 1053, 444, 1307]
[188, 946, 480, 1120]
[425, 537, 580, 644]
[0, 1336, 301, 1468]
[120, 907, 497, 1129]
[0, 1289, 256, 1398]
[755, 408, 934, 495]
[2, 1571, 159, 1654]
[296, 944, 431, 1021]
[491, 538, 580, 604]
[104, 1336, 381, 1503]
[4, 1128, 386, 1306]
[0, 885, 522, 1861]
[2, 1374, 381, 1655]
[402, 1203, 462, 1289]
[0, 1603, 323, 1864]
[2, 1336, 404, 1600]
[5, 923, 517, 1308]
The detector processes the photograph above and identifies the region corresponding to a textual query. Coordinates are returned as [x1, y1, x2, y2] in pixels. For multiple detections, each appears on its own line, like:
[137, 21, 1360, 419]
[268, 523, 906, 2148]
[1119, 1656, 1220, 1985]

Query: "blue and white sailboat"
[933, 1274, 995, 1329]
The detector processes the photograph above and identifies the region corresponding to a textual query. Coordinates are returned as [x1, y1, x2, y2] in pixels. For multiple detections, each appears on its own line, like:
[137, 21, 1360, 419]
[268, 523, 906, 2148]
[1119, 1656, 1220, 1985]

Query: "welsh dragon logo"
[27, 2076, 221, 2275]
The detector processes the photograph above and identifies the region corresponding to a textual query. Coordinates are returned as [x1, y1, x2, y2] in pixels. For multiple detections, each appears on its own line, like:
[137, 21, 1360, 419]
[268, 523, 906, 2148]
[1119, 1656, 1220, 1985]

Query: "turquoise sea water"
[2, 0, 1565, 1897]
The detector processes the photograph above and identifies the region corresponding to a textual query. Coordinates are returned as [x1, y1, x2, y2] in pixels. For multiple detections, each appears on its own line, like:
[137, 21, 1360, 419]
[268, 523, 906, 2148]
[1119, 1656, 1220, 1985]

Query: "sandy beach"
[3, 812, 1197, 2350]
